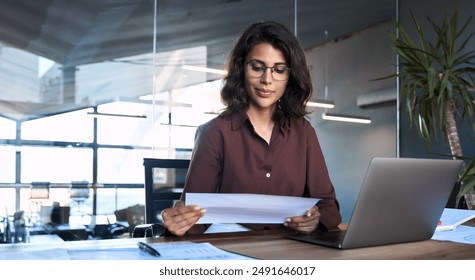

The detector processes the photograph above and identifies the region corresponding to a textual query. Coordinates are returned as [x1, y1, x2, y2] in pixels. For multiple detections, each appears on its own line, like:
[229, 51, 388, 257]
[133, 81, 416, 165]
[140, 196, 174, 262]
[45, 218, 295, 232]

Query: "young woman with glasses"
[161, 21, 342, 236]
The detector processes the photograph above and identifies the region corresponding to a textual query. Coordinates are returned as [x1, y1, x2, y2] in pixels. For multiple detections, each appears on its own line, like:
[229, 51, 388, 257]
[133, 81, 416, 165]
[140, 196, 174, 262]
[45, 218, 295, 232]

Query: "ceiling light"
[160, 122, 197, 128]
[182, 65, 228, 75]
[322, 112, 371, 124]
[87, 112, 146, 119]
[306, 99, 335, 109]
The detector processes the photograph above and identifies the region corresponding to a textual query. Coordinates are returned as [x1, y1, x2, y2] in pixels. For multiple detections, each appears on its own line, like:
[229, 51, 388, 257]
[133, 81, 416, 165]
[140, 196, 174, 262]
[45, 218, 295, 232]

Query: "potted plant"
[385, 7, 475, 208]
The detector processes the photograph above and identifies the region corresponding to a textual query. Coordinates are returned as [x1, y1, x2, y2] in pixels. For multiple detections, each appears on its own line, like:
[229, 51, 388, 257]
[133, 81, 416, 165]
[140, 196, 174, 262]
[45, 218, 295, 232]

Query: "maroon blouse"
[182, 109, 341, 234]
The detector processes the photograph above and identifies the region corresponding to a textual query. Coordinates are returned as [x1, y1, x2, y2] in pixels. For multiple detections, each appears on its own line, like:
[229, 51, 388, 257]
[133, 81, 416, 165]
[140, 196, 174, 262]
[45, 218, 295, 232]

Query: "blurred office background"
[0, 0, 473, 233]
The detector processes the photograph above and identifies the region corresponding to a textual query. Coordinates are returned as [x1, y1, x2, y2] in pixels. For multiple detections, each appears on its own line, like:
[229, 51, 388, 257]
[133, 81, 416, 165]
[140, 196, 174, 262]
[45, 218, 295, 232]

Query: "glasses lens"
[272, 65, 289, 81]
[247, 61, 265, 78]
[246, 61, 289, 81]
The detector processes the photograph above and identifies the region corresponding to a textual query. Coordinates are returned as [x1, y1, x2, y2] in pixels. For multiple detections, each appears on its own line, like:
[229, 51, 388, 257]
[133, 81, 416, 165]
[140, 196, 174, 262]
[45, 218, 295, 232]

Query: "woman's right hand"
[160, 200, 207, 236]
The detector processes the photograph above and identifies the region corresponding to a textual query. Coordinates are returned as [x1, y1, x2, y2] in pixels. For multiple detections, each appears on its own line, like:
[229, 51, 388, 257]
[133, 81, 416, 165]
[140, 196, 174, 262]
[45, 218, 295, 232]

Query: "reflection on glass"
[69, 181, 91, 216]
[0, 117, 15, 140]
[21, 109, 94, 142]
[97, 101, 153, 146]
[95, 188, 144, 215]
[0, 146, 15, 183]
[21, 146, 93, 183]
[97, 148, 150, 184]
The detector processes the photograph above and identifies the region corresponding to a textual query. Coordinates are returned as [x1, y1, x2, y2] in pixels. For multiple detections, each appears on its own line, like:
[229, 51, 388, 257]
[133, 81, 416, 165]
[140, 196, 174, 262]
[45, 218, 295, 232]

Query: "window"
[21, 146, 93, 183]
[0, 117, 15, 140]
[96, 102, 153, 146]
[0, 146, 15, 183]
[22, 109, 94, 143]
[97, 148, 150, 184]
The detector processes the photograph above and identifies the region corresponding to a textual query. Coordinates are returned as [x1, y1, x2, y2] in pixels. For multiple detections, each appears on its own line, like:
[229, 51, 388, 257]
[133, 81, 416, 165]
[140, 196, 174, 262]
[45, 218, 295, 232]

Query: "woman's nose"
[260, 68, 273, 84]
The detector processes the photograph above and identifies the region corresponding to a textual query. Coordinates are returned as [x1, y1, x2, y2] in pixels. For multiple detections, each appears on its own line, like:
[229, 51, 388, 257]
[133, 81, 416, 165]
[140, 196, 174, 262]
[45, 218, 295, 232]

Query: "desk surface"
[1, 220, 474, 260]
[157, 229, 475, 260]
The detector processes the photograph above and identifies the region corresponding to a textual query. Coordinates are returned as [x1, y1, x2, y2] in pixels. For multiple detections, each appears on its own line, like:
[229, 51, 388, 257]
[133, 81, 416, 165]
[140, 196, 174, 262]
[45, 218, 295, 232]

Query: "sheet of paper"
[68, 242, 253, 260]
[432, 225, 475, 245]
[147, 242, 254, 260]
[435, 208, 475, 232]
[0, 248, 71, 260]
[186, 193, 320, 224]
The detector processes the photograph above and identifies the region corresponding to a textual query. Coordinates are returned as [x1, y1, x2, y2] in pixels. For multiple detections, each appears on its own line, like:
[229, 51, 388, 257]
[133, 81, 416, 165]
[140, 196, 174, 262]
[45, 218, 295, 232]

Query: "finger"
[168, 212, 206, 236]
[169, 214, 203, 236]
[286, 220, 320, 234]
[162, 204, 202, 218]
[285, 217, 319, 229]
[285, 207, 320, 234]
[162, 205, 206, 235]
[162, 206, 205, 227]
[305, 206, 319, 218]
[286, 206, 320, 223]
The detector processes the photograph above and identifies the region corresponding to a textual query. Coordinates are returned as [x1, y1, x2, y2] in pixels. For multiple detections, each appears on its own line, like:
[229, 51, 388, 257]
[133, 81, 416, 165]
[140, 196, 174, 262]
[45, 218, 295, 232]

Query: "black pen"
[137, 241, 161, 257]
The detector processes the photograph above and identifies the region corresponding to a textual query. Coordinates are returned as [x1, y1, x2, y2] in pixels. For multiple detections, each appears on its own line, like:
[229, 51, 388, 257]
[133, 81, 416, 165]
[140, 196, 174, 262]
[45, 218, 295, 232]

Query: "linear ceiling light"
[87, 112, 146, 119]
[160, 122, 197, 128]
[306, 99, 335, 109]
[182, 65, 228, 75]
[322, 112, 371, 124]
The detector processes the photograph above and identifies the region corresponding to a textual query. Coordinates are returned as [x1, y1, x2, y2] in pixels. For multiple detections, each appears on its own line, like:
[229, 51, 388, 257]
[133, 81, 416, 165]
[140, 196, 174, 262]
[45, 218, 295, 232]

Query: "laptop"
[288, 157, 463, 249]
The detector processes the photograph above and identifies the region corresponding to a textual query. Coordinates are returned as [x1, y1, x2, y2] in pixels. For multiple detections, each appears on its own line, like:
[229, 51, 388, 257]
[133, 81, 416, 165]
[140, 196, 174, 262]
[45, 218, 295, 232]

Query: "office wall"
[398, 0, 475, 160]
[306, 22, 397, 222]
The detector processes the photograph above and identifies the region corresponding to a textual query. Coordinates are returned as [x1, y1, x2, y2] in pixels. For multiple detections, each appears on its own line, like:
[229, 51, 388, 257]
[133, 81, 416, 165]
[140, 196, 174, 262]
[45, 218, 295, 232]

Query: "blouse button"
[266, 172, 271, 178]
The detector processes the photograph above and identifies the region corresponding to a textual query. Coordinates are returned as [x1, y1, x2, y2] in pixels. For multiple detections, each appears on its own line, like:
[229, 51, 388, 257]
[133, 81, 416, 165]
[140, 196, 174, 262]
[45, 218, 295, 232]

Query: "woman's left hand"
[284, 205, 320, 234]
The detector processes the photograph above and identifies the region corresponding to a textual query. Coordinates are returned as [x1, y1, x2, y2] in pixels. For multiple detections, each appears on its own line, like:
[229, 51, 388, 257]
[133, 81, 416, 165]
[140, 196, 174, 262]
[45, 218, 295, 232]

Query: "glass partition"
[0, 0, 396, 224]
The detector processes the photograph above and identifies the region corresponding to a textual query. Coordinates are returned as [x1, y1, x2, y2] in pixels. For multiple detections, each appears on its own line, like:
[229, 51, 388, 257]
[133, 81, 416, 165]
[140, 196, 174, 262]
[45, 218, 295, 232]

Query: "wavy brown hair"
[221, 21, 313, 124]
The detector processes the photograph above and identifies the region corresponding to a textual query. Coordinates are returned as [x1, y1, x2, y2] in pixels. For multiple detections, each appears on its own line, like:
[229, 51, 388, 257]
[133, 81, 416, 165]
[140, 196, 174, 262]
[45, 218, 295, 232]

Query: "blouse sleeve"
[305, 122, 342, 230]
[183, 123, 223, 194]
[180, 122, 223, 234]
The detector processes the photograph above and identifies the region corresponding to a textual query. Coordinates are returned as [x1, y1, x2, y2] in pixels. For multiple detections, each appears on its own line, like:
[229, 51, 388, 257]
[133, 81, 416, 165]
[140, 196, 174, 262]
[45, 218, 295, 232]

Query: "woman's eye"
[251, 64, 265, 71]
[274, 67, 286, 74]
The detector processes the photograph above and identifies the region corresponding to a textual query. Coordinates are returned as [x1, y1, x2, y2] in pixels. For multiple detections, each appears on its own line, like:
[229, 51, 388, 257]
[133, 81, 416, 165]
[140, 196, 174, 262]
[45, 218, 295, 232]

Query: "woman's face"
[244, 43, 289, 113]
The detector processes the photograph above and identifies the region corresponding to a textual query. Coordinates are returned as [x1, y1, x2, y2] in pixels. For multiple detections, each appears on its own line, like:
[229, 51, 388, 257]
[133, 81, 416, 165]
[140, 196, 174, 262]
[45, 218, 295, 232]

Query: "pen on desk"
[137, 241, 161, 257]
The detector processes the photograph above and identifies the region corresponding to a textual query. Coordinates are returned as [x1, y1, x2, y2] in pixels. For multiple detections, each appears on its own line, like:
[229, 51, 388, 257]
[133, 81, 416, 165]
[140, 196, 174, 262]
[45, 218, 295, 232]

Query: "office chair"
[143, 158, 189, 223]
[69, 181, 90, 216]
[28, 182, 51, 226]
[134, 158, 189, 237]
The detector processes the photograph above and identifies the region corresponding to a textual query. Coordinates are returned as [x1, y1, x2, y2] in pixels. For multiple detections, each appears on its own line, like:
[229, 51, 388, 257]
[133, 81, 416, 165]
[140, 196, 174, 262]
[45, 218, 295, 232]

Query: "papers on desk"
[432, 225, 475, 245]
[70, 242, 255, 260]
[185, 193, 320, 224]
[435, 208, 475, 232]
[0, 242, 254, 260]
[431, 208, 475, 245]
[0, 248, 71, 260]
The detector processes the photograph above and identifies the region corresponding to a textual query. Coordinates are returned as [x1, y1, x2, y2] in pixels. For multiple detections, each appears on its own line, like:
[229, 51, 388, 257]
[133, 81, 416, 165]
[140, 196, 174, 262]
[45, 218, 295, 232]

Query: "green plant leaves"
[388, 6, 475, 198]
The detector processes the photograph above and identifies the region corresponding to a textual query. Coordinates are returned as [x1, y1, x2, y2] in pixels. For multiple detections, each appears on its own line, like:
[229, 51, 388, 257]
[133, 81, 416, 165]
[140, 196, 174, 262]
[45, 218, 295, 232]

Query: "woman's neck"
[246, 105, 275, 144]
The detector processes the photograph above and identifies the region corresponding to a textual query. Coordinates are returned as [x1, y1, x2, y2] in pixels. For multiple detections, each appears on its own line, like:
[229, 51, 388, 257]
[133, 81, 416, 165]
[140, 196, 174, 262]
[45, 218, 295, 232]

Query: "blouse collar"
[229, 109, 289, 136]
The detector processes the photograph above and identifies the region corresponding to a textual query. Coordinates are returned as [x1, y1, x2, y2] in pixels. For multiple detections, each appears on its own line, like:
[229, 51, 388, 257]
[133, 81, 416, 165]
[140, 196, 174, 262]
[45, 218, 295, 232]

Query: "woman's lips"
[256, 88, 273, 96]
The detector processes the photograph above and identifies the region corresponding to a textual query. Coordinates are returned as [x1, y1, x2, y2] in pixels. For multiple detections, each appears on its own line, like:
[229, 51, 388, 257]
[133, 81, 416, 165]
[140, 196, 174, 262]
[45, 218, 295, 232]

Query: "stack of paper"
[185, 193, 320, 224]
[435, 208, 475, 232]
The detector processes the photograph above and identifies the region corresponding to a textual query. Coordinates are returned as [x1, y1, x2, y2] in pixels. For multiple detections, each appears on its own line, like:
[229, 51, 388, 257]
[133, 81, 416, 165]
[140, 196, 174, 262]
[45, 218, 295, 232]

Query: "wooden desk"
[1, 221, 474, 260]
[153, 228, 475, 260]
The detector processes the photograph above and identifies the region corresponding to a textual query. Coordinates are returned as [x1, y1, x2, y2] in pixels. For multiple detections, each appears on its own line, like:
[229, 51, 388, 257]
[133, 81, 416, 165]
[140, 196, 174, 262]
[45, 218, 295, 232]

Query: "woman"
[161, 21, 341, 236]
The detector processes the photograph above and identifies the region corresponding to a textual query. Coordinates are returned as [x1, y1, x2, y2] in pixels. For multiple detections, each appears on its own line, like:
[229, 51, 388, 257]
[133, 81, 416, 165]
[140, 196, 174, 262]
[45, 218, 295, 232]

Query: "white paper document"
[432, 225, 475, 245]
[185, 193, 320, 224]
[435, 208, 475, 232]
[68, 242, 253, 260]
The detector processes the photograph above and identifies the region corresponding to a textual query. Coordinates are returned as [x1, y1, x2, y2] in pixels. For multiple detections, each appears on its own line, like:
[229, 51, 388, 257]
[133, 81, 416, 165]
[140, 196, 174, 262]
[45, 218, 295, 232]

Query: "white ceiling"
[0, 0, 396, 120]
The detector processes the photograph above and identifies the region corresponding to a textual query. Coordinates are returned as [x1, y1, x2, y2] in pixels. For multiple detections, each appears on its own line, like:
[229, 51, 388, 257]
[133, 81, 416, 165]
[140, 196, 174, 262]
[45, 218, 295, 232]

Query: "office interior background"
[0, 0, 474, 228]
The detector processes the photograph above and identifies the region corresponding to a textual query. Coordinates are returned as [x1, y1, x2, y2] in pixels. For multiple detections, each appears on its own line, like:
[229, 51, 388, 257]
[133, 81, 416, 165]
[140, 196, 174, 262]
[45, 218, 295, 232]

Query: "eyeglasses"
[245, 60, 290, 81]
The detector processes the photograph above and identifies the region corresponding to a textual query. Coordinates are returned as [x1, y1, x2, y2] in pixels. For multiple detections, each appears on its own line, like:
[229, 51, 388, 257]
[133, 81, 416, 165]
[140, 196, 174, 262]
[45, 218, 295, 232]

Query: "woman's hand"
[161, 200, 207, 236]
[284, 205, 321, 234]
